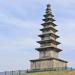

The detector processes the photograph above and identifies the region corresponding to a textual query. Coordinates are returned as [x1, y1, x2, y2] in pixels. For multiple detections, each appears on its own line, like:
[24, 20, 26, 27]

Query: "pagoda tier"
[42, 18, 56, 22]
[37, 39, 60, 45]
[36, 47, 62, 52]
[40, 26, 58, 32]
[41, 22, 57, 27]
[38, 33, 59, 39]
[30, 57, 67, 63]
[43, 13, 54, 18]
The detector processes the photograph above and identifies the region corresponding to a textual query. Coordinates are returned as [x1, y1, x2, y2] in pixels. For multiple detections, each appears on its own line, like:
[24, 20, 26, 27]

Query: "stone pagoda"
[30, 4, 68, 70]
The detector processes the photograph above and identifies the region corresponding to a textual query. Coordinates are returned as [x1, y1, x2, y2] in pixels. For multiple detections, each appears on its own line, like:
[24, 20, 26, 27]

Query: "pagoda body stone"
[30, 4, 68, 70]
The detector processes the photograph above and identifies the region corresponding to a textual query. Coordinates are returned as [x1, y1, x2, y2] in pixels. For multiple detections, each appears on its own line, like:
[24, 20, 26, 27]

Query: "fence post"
[5, 71, 6, 75]
[19, 70, 21, 75]
[27, 69, 28, 73]
[71, 67, 73, 71]
[11, 71, 14, 75]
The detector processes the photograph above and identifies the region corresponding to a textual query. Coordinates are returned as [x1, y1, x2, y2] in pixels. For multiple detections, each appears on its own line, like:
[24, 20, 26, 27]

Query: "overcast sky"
[0, 0, 75, 72]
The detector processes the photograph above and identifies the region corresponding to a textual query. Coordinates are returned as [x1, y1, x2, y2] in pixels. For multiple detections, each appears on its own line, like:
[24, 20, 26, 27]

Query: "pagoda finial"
[46, 4, 52, 14]
[47, 4, 51, 9]
[47, 4, 51, 10]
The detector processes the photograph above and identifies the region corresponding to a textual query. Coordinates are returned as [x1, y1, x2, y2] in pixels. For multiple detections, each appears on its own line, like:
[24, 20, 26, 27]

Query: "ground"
[15, 70, 75, 75]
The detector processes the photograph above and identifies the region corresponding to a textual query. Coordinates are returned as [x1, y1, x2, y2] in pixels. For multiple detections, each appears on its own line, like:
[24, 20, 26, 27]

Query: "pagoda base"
[30, 58, 68, 70]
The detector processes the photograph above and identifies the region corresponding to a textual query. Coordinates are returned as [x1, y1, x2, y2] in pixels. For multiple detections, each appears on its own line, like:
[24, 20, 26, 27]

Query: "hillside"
[16, 70, 75, 75]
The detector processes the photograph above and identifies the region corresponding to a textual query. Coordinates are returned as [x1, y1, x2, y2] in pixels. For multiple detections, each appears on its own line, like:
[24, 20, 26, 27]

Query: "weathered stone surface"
[30, 4, 68, 70]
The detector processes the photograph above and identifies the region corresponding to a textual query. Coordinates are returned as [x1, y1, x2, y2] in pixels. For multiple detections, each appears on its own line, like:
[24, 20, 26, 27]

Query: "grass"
[15, 70, 75, 75]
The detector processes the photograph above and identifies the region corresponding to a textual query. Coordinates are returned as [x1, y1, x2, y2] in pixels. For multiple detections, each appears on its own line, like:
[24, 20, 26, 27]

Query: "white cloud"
[53, 0, 75, 7]
[57, 19, 75, 47]
[0, 12, 41, 30]
[0, 35, 37, 50]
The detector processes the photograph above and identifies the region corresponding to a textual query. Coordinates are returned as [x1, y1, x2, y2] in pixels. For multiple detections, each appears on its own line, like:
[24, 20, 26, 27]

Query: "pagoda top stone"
[47, 4, 51, 9]
[46, 4, 52, 13]
[44, 4, 55, 20]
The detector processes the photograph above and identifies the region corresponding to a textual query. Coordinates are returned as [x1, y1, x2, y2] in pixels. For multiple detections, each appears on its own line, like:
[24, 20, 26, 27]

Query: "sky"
[0, 0, 75, 72]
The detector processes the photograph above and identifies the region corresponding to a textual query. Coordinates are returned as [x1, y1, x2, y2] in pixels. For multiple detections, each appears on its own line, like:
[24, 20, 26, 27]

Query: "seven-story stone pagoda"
[30, 4, 68, 70]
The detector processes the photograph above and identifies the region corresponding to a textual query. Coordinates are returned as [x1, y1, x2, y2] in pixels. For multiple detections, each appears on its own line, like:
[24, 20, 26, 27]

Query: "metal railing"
[0, 70, 27, 75]
[0, 67, 75, 75]
[27, 67, 75, 73]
